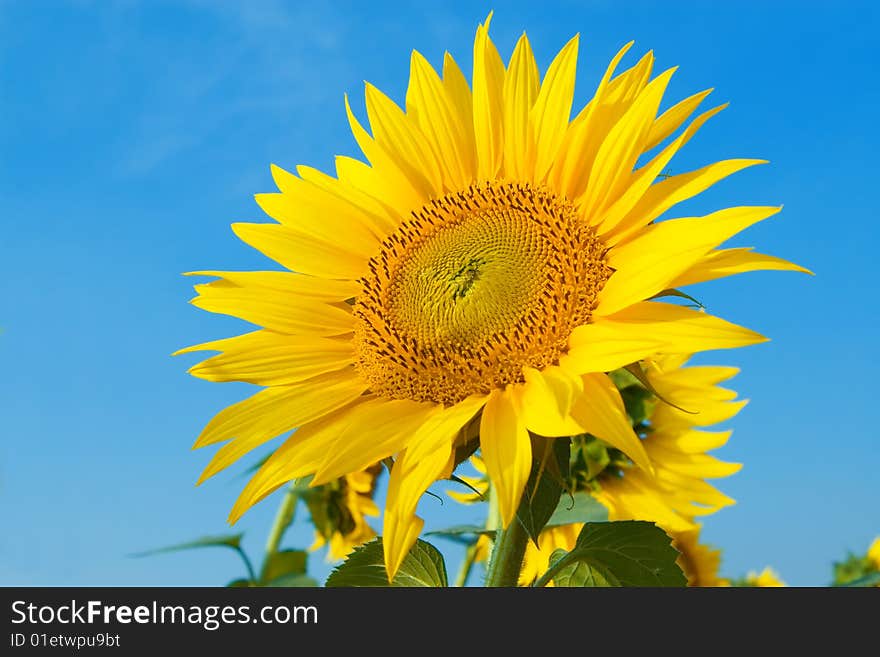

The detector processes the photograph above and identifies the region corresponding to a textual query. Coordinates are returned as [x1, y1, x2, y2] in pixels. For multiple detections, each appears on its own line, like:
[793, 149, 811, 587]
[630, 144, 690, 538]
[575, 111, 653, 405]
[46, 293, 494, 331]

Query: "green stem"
[262, 483, 300, 579]
[532, 553, 571, 588]
[454, 542, 480, 587]
[484, 492, 529, 587]
[234, 546, 258, 584]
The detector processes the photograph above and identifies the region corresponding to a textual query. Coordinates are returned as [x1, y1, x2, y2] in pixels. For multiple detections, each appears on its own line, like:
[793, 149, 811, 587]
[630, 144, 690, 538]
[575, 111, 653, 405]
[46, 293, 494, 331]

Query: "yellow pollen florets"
[353, 182, 611, 405]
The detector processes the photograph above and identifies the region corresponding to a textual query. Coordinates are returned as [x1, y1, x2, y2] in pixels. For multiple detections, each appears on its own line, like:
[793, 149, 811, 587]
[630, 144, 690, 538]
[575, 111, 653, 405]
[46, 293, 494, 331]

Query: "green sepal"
[649, 288, 704, 308]
[515, 437, 571, 545]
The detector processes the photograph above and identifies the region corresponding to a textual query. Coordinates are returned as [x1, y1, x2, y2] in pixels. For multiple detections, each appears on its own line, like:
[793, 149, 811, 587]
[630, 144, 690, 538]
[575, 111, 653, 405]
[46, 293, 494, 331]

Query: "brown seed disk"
[353, 181, 611, 406]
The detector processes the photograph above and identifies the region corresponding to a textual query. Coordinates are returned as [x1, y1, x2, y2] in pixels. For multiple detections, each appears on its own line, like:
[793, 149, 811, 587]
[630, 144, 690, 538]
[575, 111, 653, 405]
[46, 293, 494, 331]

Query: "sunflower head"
[869, 537, 880, 570]
[307, 466, 381, 561]
[672, 526, 727, 587]
[354, 181, 611, 406]
[744, 567, 786, 587]
[180, 13, 806, 580]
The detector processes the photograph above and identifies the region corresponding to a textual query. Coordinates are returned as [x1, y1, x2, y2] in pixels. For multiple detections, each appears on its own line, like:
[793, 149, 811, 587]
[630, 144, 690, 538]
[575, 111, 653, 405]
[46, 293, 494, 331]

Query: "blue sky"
[1, 0, 877, 587]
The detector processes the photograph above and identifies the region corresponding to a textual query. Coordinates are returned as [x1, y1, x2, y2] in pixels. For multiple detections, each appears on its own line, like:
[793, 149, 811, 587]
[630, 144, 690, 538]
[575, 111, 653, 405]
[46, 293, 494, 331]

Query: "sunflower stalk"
[263, 482, 300, 572]
[454, 541, 480, 587]
[484, 477, 533, 587]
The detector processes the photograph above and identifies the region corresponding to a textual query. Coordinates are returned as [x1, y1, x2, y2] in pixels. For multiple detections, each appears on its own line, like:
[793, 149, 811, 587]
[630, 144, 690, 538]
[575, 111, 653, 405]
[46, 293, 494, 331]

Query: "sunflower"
[519, 523, 582, 586]
[591, 353, 745, 532]
[671, 525, 728, 587]
[306, 466, 381, 561]
[446, 455, 488, 505]
[869, 537, 880, 570]
[744, 567, 786, 587]
[518, 353, 742, 585]
[518, 523, 726, 587]
[179, 14, 805, 579]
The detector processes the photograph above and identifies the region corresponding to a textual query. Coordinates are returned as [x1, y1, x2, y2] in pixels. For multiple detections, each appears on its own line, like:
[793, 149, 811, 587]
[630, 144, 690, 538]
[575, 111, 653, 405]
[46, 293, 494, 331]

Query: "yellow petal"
[255, 171, 382, 248]
[565, 302, 766, 374]
[520, 366, 585, 437]
[598, 474, 695, 531]
[580, 67, 676, 224]
[383, 516, 423, 583]
[562, 322, 664, 374]
[603, 49, 655, 107]
[653, 397, 748, 430]
[442, 52, 477, 178]
[311, 398, 437, 485]
[502, 32, 539, 180]
[228, 398, 373, 523]
[642, 88, 713, 152]
[530, 34, 579, 182]
[189, 275, 353, 336]
[652, 468, 736, 514]
[177, 330, 353, 385]
[480, 386, 531, 527]
[196, 372, 369, 483]
[331, 155, 410, 228]
[605, 159, 767, 246]
[645, 444, 742, 478]
[472, 14, 506, 180]
[231, 222, 367, 280]
[650, 428, 733, 454]
[193, 373, 364, 451]
[670, 247, 813, 287]
[649, 363, 740, 389]
[597, 206, 781, 316]
[550, 41, 635, 200]
[285, 164, 398, 236]
[364, 82, 442, 195]
[571, 373, 652, 473]
[383, 395, 486, 580]
[186, 270, 358, 302]
[569, 46, 653, 126]
[343, 95, 428, 213]
[229, 397, 433, 523]
[407, 50, 471, 190]
[597, 103, 727, 236]
[606, 301, 767, 351]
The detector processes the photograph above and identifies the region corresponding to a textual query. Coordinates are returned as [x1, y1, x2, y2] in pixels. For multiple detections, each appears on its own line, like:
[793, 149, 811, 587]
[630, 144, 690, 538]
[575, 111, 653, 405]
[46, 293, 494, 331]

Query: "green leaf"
[546, 491, 609, 527]
[838, 571, 880, 587]
[618, 384, 655, 426]
[516, 437, 570, 544]
[547, 548, 614, 586]
[537, 521, 686, 587]
[226, 579, 253, 588]
[260, 549, 308, 584]
[265, 573, 319, 587]
[131, 533, 244, 557]
[426, 524, 495, 538]
[831, 552, 876, 586]
[569, 435, 618, 483]
[325, 538, 448, 587]
[608, 368, 641, 390]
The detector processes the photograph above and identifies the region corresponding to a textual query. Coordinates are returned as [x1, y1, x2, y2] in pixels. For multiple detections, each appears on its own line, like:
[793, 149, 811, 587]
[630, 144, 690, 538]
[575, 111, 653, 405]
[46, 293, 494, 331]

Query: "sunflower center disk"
[354, 182, 611, 406]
